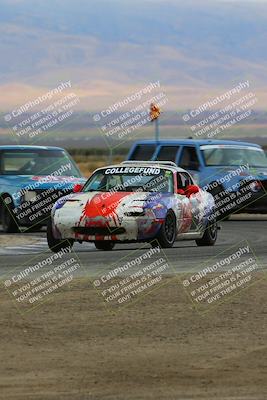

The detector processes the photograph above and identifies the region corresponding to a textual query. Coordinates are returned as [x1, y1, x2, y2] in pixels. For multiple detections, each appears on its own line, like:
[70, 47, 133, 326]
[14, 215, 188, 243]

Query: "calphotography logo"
[0, 158, 82, 232]
[182, 81, 258, 139]
[180, 240, 262, 313]
[3, 81, 80, 143]
[92, 242, 175, 311]
[2, 245, 84, 313]
[200, 162, 267, 223]
[92, 81, 168, 148]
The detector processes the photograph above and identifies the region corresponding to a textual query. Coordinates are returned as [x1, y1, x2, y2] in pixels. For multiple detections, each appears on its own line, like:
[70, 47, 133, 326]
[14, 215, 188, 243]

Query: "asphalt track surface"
[0, 217, 266, 279]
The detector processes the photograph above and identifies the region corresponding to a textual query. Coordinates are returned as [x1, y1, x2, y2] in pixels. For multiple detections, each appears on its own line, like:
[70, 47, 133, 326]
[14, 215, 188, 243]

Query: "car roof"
[0, 145, 64, 150]
[131, 139, 261, 148]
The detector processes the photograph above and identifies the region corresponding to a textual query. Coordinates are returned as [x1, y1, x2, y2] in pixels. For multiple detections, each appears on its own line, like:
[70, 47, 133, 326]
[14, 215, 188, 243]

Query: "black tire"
[154, 210, 176, 248]
[1, 196, 19, 233]
[196, 221, 218, 246]
[94, 241, 115, 251]
[47, 218, 73, 253]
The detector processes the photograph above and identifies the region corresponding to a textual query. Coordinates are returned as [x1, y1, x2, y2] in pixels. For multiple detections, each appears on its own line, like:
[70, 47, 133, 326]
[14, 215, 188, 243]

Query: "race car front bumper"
[53, 213, 163, 243]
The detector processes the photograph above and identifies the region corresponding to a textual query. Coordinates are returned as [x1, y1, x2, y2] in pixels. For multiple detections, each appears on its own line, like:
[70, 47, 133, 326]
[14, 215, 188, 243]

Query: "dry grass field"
[0, 275, 267, 400]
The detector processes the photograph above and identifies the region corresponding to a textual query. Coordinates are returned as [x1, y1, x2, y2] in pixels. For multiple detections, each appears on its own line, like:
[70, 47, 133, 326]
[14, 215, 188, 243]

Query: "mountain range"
[0, 0, 267, 111]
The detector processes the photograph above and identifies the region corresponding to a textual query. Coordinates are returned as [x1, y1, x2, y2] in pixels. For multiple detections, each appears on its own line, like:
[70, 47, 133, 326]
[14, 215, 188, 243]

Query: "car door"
[175, 172, 193, 233]
[176, 171, 203, 232]
[178, 146, 201, 183]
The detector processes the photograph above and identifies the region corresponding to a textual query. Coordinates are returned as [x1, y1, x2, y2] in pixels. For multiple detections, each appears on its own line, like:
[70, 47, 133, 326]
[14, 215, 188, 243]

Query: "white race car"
[47, 161, 218, 252]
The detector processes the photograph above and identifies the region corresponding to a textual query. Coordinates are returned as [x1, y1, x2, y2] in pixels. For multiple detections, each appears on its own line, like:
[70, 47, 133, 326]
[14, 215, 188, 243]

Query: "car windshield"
[83, 167, 174, 193]
[1, 149, 81, 177]
[201, 145, 267, 168]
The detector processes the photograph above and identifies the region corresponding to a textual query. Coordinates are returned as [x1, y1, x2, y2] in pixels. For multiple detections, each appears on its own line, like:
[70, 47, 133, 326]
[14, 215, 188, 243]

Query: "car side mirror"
[176, 188, 186, 195]
[184, 184, 199, 197]
[73, 183, 83, 193]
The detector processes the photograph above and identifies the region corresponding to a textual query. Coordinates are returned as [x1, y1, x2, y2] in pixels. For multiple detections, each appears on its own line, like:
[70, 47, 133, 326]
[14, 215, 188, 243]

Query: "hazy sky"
[1, 0, 267, 111]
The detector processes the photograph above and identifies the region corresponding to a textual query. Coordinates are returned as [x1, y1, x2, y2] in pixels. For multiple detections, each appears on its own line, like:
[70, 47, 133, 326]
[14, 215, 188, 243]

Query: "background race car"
[127, 139, 267, 217]
[0, 145, 86, 232]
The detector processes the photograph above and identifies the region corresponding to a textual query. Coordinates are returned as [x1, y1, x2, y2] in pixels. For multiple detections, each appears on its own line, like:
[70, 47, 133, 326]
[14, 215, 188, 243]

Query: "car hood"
[202, 166, 267, 182]
[55, 191, 173, 216]
[4, 175, 86, 190]
[201, 166, 267, 188]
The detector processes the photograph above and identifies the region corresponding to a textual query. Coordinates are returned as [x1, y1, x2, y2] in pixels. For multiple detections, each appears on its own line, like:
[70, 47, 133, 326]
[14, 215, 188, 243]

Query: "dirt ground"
[0, 275, 267, 400]
[0, 233, 39, 248]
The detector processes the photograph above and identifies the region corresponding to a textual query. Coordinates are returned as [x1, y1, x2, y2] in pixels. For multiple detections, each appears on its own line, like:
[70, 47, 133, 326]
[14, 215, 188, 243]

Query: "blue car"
[127, 139, 267, 217]
[0, 145, 85, 233]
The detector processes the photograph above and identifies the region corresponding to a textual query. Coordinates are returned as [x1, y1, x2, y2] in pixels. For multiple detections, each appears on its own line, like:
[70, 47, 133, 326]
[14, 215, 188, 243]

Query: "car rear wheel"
[196, 221, 218, 246]
[94, 241, 115, 251]
[47, 218, 74, 253]
[1, 196, 19, 233]
[154, 210, 176, 248]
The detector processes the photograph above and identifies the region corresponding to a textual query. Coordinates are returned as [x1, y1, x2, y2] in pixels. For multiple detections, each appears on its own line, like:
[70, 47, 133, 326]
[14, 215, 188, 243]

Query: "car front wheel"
[154, 210, 176, 248]
[47, 218, 73, 253]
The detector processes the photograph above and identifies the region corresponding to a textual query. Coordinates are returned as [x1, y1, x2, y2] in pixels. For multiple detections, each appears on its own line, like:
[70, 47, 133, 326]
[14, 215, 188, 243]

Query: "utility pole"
[150, 103, 161, 142]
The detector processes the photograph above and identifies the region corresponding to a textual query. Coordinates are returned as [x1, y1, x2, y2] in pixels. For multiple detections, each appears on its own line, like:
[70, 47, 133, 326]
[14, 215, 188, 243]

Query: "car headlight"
[249, 180, 262, 193]
[24, 190, 38, 202]
[123, 200, 146, 216]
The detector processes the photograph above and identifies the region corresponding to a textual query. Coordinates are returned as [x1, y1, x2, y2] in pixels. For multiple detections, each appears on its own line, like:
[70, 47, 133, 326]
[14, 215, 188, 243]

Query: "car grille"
[72, 227, 126, 235]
